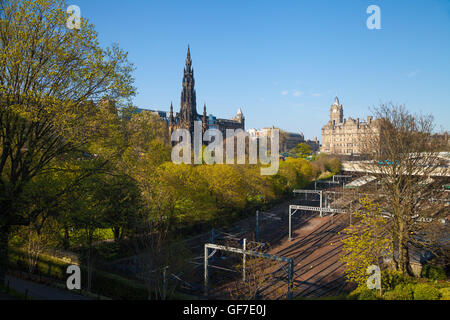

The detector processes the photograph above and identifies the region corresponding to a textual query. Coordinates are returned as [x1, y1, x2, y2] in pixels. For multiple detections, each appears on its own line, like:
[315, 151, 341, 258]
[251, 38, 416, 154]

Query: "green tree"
[64, 178, 107, 292]
[340, 197, 392, 292]
[0, 0, 135, 284]
[312, 153, 341, 174]
[291, 143, 312, 158]
[91, 173, 141, 242]
[197, 164, 247, 211]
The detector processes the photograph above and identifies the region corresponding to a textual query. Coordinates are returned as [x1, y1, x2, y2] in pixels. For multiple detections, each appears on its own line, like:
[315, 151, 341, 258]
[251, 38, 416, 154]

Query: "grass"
[346, 278, 450, 300]
[7, 246, 200, 300]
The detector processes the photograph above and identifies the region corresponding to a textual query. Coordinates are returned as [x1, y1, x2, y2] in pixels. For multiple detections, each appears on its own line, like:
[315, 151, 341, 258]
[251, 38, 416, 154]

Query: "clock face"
[333, 108, 337, 113]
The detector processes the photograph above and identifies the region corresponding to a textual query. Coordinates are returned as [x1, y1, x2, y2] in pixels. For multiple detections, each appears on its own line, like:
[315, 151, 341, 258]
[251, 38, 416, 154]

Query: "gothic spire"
[169, 102, 174, 122]
[186, 45, 192, 70]
[202, 103, 208, 134]
[180, 46, 197, 125]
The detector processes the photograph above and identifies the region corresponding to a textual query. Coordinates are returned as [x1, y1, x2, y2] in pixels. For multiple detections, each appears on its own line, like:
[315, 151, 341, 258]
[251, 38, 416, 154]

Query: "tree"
[10, 161, 90, 273]
[341, 197, 392, 292]
[269, 158, 315, 196]
[291, 143, 312, 158]
[197, 164, 247, 211]
[311, 153, 341, 175]
[134, 210, 191, 300]
[233, 164, 275, 206]
[131, 165, 190, 299]
[357, 103, 448, 275]
[118, 112, 193, 298]
[0, 0, 135, 284]
[94, 174, 141, 242]
[65, 187, 105, 292]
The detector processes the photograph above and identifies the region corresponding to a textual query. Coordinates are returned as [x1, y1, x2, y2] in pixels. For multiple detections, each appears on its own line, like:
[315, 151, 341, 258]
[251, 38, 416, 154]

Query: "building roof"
[344, 175, 376, 188]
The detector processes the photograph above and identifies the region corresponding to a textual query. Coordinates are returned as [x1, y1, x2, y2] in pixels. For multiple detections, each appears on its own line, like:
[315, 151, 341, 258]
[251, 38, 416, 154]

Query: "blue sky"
[72, 0, 450, 140]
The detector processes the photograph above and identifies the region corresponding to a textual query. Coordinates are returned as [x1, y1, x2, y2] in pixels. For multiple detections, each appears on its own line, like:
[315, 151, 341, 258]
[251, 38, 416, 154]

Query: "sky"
[71, 0, 450, 140]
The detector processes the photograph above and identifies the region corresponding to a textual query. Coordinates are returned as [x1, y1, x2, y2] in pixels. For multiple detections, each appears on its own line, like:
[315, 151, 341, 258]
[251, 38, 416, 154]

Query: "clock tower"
[330, 96, 343, 125]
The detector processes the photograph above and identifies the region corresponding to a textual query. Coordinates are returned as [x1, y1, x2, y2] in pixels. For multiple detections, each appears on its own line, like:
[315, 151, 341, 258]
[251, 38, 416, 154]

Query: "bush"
[439, 287, 450, 300]
[381, 269, 410, 291]
[382, 291, 397, 300]
[358, 289, 379, 300]
[312, 154, 341, 175]
[383, 283, 415, 300]
[348, 286, 378, 300]
[413, 283, 441, 300]
[8, 247, 68, 279]
[421, 264, 447, 281]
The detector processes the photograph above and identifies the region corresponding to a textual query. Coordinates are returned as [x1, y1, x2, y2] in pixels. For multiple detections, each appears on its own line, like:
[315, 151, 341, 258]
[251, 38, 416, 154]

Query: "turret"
[202, 103, 208, 134]
[169, 102, 174, 136]
[330, 96, 343, 125]
[235, 107, 245, 129]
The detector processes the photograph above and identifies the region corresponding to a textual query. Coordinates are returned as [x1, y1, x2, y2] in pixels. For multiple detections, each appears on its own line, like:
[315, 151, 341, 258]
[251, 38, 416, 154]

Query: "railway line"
[259, 213, 352, 299]
[113, 182, 359, 299]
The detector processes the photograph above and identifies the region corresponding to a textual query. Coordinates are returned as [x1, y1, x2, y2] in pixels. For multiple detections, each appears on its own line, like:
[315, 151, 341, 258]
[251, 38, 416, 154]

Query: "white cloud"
[281, 89, 304, 97]
[312, 93, 321, 97]
[407, 70, 419, 78]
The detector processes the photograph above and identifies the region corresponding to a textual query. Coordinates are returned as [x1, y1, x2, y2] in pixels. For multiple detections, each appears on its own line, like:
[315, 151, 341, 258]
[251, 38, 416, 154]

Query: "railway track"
[259, 214, 350, 299]
[164, 188, 362, 299]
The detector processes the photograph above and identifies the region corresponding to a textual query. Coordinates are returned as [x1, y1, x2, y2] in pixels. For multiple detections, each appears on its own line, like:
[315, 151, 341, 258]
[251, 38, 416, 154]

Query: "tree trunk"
[63, 226, 70, 250]
[392, 238, 399, 270]
[403, 244, 414, 276]
[87, 235, 93, 292]
[398, 243, 412, 275]
[113, 227, 121, 242]
[0, 225, 10, 286]
[397, 229, 412, 276]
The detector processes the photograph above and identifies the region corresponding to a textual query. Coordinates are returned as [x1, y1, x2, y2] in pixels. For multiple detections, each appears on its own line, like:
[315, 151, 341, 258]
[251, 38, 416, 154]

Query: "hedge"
[439, 287, 450, 300]
[413, 283, 441, 300]
[347, 286, 379, 300]
[383, 283, 415, 300]
[421, 264, 447, 281]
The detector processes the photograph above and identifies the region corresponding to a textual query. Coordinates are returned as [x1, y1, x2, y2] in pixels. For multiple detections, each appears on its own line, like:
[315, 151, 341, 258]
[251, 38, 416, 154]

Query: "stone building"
[304, 136, 320, 153]
[135, 47, 244, 142]
[248, 127, 320, 153]
[164, 46, 245, 140]
[281, 131, 320, 153]
[321, 97, 379, 155]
